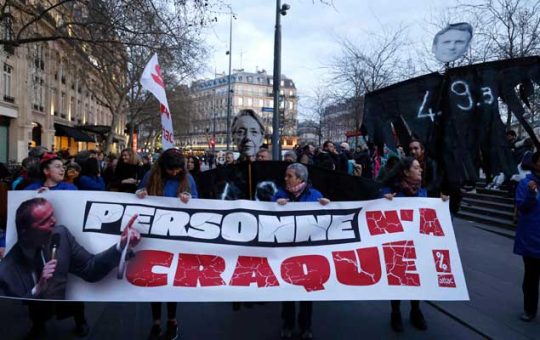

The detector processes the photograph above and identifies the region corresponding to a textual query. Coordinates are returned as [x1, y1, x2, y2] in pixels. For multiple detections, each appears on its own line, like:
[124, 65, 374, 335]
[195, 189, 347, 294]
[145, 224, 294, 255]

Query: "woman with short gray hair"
[272, 162, 329, 339]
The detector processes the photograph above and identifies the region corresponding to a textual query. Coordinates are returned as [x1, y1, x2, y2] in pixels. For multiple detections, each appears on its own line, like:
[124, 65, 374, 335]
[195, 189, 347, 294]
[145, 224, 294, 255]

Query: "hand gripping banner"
[2, 191, 469, 302]
[140, 54, 175, 149]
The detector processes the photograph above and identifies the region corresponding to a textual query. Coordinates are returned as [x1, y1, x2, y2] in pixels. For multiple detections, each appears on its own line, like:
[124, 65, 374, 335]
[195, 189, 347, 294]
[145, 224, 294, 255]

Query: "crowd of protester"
[0, 128, 538, 338]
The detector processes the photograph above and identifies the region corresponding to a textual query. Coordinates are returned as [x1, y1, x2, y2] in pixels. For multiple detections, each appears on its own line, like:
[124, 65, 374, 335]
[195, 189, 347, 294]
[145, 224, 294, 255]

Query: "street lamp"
[226, 7, 236, 151]
[272, 1, 290, 161]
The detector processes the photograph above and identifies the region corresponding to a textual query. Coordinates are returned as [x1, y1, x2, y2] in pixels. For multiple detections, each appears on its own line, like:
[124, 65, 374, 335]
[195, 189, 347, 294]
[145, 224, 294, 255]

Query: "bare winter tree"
[1, 0, 219, 151]
[301, 85, 335, 145]
[457, 0, 540, 130]
[79, 0, 213, 151]
[0, 0, 217, 47]
[326, 26, 411, 142]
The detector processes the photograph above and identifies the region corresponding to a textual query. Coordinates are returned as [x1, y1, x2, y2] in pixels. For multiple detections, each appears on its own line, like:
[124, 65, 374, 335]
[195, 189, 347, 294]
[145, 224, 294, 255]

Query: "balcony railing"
[3, 95, 15, 103]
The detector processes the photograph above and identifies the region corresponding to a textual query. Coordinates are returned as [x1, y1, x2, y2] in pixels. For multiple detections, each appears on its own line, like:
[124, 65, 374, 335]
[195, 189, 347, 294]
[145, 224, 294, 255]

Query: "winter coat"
[380, 186, 428, 198]
[77, 175, 106, 191]
[514, 172, 540, 259]
[138, 171, 199, 198]
[25, 181, 78, 191]
[272, 185, 323, 203]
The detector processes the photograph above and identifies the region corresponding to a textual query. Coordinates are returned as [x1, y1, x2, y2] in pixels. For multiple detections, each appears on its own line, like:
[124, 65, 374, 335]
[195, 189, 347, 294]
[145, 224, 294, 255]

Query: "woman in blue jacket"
[77, 157, 106, 191]
[24, 152, 78, 191]
[514, 151, 540, 322]
[381, 156, 447, 333]
[135, 148, 198, 340]
[272, 163, 329, 339]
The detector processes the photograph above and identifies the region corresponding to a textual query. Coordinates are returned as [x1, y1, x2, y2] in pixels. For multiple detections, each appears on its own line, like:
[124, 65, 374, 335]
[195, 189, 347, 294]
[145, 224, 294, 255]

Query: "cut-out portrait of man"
[231, 109, 265, 161]
[432, 22, 473, 63]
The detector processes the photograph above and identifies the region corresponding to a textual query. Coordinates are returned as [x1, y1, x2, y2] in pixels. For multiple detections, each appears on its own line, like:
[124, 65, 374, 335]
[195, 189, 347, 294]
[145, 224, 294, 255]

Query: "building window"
[60, 64, 66, 84]
[70, 97, 76, 121]
[32, 77, 45, 111]
[60, 92, 66, 117]
[33, 44, 45, 70]
[3, 63, 13, 101]
[52, 89, 58, 115]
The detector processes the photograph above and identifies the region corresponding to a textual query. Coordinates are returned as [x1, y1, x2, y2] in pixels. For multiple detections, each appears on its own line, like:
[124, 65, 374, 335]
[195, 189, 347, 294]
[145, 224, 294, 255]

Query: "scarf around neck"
[287, 181, 307, 198]
[400, 176, 422, 196]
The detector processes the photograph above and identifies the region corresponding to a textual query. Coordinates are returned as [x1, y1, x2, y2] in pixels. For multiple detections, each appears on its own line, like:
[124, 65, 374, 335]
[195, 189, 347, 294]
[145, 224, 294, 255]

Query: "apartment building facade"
[185, 69, 298, 151]
[0, 5, 127, 163]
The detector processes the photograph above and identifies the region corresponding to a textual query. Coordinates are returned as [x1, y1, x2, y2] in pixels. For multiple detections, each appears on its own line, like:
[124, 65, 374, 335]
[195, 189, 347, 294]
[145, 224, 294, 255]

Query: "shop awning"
[54, 123, 94, 142]
[77, 124, 111, 135]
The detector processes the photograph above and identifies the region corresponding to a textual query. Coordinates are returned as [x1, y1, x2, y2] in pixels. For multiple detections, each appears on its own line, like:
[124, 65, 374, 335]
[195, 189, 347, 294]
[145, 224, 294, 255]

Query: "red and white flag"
[140, 54, 175, 149]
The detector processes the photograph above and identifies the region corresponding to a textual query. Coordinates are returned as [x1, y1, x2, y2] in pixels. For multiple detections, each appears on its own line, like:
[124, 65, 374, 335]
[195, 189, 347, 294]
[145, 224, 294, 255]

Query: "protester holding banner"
[382, 156, 445, 332]
[24, 152, 78, 191]
[514, 151, 540, 322]
[272, 163, 330, 339]
[135, 148, 198, 340]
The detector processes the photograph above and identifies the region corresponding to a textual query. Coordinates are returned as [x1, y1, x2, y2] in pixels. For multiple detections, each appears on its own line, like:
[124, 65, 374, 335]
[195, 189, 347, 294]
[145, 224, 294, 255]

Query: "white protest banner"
[140, 54, 175, 149]
[3, 191, 469, 302]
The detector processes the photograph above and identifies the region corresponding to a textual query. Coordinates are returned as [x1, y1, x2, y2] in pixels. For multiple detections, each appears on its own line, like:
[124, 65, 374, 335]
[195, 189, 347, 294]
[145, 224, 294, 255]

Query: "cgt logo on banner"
[5, 191, 469, 302]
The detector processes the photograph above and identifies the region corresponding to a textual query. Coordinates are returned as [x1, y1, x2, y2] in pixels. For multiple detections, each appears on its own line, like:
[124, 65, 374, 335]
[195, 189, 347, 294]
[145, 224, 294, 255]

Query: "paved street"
[0, 217, 539, 339]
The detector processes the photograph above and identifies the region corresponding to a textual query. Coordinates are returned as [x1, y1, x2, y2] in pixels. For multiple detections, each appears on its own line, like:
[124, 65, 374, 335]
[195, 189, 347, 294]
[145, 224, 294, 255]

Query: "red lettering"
[152, 64, 165, 88]
[400, 209, 414, 221]
[126, 250, 173, 287]
[332, 247, 381, 286]
[419, 208, 445, 236]
[174, 254, 226, 287]
[281, 255, 330, 292]
[162, 127, 174, 143]
[382, 240, 420, 286]
[160, 104, 170, 119]
[229, 256, 279, 287]
[366, 210, 404, 235]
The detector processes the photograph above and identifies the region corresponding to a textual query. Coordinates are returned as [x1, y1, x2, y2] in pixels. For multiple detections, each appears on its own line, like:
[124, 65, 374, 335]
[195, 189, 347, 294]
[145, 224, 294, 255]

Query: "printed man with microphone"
[0, 197, 141, 299]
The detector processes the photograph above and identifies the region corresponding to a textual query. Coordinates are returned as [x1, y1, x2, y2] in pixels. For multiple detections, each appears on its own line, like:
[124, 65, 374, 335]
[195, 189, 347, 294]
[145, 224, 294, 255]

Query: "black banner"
[197, 161, 380, 202]
[364, 56, 540, 183]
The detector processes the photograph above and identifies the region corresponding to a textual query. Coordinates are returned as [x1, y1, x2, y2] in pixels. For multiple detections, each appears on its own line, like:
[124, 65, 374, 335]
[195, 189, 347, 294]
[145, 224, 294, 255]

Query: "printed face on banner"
[3, 191, 469, 302]
[25, 201, 56, 246]
[232, 114, 264, 158]
[432, 25, 472, 63]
